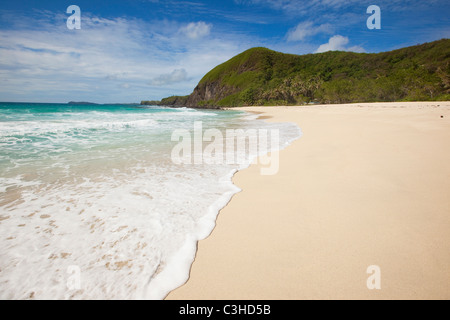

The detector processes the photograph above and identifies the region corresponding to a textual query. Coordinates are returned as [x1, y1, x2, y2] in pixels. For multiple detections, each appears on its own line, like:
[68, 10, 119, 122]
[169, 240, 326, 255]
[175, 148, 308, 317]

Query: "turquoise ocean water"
[0, 103, 301, 299]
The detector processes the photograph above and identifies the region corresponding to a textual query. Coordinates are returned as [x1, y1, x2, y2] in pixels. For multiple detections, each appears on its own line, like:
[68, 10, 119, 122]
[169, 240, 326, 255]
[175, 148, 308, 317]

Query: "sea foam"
[0, 103, 302, 299]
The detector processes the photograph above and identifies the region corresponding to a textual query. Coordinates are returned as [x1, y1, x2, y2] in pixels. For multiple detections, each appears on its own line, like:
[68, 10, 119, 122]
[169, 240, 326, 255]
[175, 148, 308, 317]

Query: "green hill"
[159, 39, 450, 108]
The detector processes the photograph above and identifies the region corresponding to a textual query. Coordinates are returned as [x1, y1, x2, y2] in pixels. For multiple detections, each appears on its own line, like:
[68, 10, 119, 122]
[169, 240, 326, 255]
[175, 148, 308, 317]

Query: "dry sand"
[167, 102, 450, 300]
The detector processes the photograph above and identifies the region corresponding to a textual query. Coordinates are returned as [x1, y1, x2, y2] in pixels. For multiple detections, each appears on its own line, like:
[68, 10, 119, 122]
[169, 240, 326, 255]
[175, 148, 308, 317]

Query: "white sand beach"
[167, 102, 450, 300]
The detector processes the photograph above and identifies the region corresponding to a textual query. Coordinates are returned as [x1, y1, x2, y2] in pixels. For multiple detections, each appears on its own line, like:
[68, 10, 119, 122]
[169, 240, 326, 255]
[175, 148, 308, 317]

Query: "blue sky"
[0, 0, 449, 103]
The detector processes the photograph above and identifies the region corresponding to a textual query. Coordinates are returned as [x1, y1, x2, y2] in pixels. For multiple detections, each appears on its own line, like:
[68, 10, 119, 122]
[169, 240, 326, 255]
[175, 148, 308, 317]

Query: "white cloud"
[286, 21, 333, 42]
[236, 0, 361, 14]
[149, 69, 189, 86]
[237, 0, 425, 13]
[315, 35, 365, 53]
[179, 22, 212, 40]
[0, 12, 245, 102]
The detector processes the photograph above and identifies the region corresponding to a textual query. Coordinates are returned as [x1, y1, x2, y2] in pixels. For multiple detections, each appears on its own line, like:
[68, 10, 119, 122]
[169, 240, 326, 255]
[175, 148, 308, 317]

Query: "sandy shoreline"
[167, 102, 450, 300]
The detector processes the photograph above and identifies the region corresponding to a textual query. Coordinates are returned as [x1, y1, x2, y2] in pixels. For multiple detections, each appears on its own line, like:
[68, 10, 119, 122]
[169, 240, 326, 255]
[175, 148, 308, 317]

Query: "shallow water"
[0, 103, 301, 299]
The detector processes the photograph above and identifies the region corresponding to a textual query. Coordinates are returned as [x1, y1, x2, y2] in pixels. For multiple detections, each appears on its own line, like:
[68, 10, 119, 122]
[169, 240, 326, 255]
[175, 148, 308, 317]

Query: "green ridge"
[150, 39, 450, 108]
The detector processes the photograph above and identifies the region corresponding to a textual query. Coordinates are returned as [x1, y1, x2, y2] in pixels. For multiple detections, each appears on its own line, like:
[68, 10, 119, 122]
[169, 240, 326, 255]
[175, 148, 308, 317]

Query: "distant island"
[142, 39, 450, 108]
[68, 102, 140, 106]
[68, 101, 99, 105]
